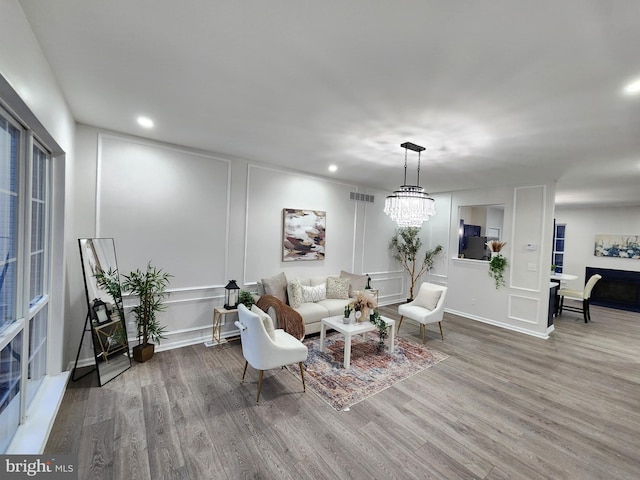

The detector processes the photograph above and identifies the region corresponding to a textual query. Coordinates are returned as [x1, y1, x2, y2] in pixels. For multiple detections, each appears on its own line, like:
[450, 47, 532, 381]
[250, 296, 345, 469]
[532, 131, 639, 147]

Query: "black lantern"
[224, 280, 240, 310]
[91, 298, 111, 325]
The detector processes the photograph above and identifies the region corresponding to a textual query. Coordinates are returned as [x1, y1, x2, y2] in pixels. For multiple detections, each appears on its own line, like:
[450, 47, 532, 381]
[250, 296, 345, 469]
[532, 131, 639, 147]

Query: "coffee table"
[319, 315, 395, 369]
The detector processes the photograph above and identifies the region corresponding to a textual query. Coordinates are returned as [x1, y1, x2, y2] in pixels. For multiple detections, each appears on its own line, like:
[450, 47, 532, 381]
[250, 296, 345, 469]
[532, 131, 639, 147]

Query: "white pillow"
[414, 286, 442, 311]
[251, 304, 276, 340]
[300, 283, 326, 303]
[287, 279, 303, 308]
[326, 276, 351, 299]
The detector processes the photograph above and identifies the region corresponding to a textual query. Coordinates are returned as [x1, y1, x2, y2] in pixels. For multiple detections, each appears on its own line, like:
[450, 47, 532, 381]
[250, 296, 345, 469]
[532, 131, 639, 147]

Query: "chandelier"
[384, 142, 436, 228]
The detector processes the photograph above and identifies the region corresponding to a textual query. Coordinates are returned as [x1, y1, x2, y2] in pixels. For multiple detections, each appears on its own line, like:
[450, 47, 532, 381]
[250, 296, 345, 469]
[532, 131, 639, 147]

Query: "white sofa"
[257, 271, 369, 335]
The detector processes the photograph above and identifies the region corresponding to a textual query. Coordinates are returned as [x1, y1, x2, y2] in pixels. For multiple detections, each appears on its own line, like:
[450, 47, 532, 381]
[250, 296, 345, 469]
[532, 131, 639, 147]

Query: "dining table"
[549, 272, 579, 319]
[550, 272, 578, 282]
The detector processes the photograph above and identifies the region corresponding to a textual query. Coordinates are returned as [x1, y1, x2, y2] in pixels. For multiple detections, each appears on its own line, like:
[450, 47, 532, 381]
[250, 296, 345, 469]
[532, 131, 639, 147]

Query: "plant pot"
[342, 317, 352, 324]
[133, 343, 155, 363]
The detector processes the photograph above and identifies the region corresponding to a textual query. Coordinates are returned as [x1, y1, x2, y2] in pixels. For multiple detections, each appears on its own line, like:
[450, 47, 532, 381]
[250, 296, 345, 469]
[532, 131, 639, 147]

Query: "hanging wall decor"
[594, 234, 640, 259]
[282, 208, 326, 261]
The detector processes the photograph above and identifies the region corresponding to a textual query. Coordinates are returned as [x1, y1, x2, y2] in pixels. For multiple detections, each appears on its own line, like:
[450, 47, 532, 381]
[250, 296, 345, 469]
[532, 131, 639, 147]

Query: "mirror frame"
[78, 238, 131, 386]
[458, 204, 505, 261]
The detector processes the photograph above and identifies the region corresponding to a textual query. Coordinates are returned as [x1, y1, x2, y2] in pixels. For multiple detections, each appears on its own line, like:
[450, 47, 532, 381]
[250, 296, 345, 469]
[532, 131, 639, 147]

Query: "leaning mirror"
[458, 205, 505, 260]
[77, 238, 131, 385]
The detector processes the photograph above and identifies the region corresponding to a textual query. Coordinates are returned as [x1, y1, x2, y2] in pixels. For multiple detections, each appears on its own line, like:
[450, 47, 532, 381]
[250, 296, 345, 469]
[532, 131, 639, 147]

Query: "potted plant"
[389, 227, 443, 301]
[343, 304, 352, 324]
[369, 309, 388, 353]
[488, 254, 508, 289]
[238, 290, 254, 309]
[121, 262, 172, 362]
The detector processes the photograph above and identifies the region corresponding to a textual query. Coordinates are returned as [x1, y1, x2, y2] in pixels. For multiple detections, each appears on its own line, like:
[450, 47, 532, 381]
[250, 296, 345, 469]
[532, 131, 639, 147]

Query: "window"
[553, 223, 566, 273]
[0, 331, 22, 453]
[0, 114, 20, 333]
[0, 105, 52, 452]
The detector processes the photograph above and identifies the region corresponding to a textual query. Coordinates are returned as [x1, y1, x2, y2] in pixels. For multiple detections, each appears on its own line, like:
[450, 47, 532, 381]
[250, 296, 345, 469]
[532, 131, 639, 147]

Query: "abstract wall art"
[594, 234, 640, 259]
[282, 208, 326, 261]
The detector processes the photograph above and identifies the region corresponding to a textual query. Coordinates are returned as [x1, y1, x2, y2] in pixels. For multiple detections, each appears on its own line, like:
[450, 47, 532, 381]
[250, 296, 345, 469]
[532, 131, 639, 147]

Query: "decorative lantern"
[224, 280, 240, 310]
[91, 298, 111, 325]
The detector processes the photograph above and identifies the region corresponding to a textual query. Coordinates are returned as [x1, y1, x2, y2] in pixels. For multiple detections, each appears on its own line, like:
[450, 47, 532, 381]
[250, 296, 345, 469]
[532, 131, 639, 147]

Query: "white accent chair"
[234, 304, 308, 404]
[558, 274, 602, 323]
[397, 282, 448, 343]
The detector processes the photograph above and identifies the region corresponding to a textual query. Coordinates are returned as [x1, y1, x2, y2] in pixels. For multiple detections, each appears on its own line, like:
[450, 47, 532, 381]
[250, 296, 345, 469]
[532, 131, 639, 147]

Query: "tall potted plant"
[389, 227, 443, 301]
[121, 262, 172, 362]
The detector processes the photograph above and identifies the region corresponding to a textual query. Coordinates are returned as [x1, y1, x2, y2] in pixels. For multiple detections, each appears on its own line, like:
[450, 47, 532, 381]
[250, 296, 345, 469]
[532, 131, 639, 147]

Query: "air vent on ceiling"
[350, 192, 375, 203]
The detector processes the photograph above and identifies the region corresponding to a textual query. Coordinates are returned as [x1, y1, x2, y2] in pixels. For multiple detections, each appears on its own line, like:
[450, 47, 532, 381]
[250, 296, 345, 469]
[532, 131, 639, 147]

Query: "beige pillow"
[300, 283, 326, 303]
[340, 271, 368, 297]
[326, 276, 350, 299]
[414, 286, 442, 311]
[251, 304, 276, 341]
[261, 272, 288, 304]
[287, 279, 303, 309]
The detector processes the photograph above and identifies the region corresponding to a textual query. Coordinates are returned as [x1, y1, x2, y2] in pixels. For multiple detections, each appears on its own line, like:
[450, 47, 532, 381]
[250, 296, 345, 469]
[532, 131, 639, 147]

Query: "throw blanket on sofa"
[256, 294, 305, 341]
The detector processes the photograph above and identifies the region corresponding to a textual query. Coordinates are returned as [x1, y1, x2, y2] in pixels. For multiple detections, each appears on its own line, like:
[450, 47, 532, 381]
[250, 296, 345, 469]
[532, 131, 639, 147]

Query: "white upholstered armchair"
[397, 282, 448, 343]
[234, 304, 308, 404]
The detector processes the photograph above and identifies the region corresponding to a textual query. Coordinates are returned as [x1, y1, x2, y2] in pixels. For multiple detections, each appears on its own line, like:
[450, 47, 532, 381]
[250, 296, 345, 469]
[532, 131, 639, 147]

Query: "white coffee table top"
[321, 315, 378, 334]
[320, 315, 395, 369]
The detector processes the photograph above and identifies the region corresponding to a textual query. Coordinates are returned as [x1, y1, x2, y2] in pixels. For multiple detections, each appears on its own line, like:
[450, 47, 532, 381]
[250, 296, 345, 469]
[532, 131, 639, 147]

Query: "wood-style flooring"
[46, 303, 640, 479]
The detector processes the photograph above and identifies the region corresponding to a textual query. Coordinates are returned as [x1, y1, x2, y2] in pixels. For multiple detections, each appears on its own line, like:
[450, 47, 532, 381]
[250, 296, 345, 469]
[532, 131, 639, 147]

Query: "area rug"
[287, 332, 448, 411]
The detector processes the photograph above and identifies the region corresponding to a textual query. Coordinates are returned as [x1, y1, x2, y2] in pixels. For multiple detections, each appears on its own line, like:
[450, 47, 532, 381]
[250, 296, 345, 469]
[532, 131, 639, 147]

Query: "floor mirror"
[74, 238, 131, 386]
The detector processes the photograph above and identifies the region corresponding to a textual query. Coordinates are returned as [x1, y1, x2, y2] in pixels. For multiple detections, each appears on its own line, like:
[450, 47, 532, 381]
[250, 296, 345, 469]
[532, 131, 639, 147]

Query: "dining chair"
[397, 282, 448, 343]
[558, 274, 602, 323]
[234, 304, 308, 403]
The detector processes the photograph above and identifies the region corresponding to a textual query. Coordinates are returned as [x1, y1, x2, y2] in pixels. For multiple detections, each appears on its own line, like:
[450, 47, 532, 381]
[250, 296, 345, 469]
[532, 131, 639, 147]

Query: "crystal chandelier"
[384, 142, 436, 228]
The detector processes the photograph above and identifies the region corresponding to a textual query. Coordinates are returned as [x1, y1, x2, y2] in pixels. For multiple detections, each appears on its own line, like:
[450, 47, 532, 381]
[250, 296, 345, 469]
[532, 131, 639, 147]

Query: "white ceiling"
[18, 0, 640, 207]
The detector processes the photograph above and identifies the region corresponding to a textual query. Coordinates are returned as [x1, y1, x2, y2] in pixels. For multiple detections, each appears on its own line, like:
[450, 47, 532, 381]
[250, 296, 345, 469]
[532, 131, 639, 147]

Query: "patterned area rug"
[287, 332, 449, 411]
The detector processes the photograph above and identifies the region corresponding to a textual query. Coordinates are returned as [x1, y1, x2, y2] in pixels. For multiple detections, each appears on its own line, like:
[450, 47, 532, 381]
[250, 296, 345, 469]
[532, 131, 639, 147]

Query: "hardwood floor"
[46, 304, 640, 479]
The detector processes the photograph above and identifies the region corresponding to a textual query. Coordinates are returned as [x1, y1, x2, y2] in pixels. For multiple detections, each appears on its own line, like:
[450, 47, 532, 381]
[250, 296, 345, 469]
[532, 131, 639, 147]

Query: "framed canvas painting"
[594, 234, 640, 259]
[282, 208, 326, 261]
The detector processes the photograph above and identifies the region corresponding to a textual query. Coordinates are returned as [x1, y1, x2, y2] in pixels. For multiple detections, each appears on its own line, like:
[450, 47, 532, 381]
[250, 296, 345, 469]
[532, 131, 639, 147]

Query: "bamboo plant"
[121, 262, 172, 361]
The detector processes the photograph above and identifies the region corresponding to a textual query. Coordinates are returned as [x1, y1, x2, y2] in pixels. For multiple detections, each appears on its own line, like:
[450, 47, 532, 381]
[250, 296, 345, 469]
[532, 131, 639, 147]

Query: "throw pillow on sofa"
[261, 272, 288, 304]
[300, 283, 326, 303]
[326, 276, 350, 299]
[340, 270, 368, 297]
[287, 279, 303, 309]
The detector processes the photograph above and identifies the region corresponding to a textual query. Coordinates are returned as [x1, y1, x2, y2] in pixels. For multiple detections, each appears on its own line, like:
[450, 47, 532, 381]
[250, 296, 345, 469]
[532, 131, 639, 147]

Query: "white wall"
[69, 127, 406, 365]
[446, 184, 556, 338]
[554, 205, 640, 290]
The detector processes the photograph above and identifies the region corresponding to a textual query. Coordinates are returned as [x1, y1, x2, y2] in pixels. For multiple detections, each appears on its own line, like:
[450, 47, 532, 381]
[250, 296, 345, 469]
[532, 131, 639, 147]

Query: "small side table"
[93, 320, 127, 362]
[205, 306, 237, 348]
[365, 288, 379, 304]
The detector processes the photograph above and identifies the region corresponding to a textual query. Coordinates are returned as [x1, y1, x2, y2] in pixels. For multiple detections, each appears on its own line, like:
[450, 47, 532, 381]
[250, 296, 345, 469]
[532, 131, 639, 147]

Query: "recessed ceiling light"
[137, 116, 154, 128]
[328, 164, 338, 173]
[623, 79, 640, 95]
